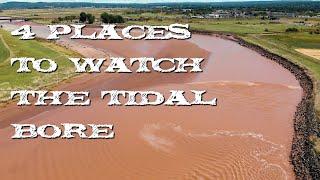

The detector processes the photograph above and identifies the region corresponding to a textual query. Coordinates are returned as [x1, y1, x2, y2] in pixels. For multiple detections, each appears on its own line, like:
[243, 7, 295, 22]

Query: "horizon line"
[2, 0, 320, 4]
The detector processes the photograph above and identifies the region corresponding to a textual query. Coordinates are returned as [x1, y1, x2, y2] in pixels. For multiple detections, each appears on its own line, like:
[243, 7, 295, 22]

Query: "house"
[0, 16, 26, 23]
[0, 16, 12, 23]
[191, 15, 204, 19]
[206, 10, 231, 19]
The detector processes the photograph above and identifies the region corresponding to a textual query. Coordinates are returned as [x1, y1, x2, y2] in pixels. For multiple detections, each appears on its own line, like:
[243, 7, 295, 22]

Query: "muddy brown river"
[0, 23, 302, 179]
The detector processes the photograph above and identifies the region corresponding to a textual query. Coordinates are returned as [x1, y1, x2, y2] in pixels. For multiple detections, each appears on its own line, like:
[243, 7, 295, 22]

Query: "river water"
[0, 23, 302, 179]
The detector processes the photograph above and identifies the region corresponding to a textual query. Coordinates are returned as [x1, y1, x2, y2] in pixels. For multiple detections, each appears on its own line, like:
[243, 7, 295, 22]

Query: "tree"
[114, 15, 124, 23]
[100, 12, 111, 23]
[87, 13, 95, 24]
[285, 27, 298, 33]
[79, 12, 87, 23]
[100, 12, 125, 23]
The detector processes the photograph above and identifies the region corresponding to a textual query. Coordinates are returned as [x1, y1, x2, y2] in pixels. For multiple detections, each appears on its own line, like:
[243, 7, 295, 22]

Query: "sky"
[1, 0, 318, 3]
[0, 0, 243, 3]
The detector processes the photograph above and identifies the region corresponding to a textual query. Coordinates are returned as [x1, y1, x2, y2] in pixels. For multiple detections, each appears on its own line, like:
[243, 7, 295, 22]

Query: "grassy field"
[0, 36, 10, 64]
[242, 33, 320, 115]
[241, 32, 320, 154]
[0, 8, 130, 24]
[126, 17, 320, 117]
[135, 17, 320, 154]
[0, 29, 80, 104]
[126, 17, 320, 116]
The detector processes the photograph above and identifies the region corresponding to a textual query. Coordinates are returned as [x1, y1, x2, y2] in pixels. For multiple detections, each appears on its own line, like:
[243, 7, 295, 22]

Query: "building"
[0, 16, 26, 23]
[206, 10, 231, 19]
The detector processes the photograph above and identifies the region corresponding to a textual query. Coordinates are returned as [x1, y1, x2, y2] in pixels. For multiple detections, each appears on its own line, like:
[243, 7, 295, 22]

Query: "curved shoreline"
[0, 22, 318, 178]
[192, 30, 320, 179]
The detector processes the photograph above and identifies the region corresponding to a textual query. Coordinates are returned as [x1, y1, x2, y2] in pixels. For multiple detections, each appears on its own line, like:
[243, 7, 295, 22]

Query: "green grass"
[242, 34, 320, 76]
[127, 18, 320, 115]
[127, 18, 314, 34]
[0, 29, 80, 103]
[1, 8, 320, 153]
[0, 36, 10, 64]
[180, 18, 320, 154]
[241, 34, 320, 158]
[262, 32, 320, 49]
[126, 16, 320, 153]
[241, 33, 320, 110]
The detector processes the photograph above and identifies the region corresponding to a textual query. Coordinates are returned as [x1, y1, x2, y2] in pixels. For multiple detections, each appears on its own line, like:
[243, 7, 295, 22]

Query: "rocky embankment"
[237, 37, 320, 180]
[192, 30, 320, 179]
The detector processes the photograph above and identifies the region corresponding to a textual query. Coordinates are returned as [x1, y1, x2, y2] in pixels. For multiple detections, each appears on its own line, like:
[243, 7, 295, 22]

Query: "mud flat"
[0, 24, 308, 179]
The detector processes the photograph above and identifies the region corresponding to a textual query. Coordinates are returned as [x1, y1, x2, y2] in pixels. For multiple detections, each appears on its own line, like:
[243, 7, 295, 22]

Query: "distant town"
[0, 1, 319, 20]
[185, 9, 319, 19]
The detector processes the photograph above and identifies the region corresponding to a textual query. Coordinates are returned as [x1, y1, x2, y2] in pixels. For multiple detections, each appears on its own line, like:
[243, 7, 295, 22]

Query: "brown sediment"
[193, 30, 320, 179]
[0, 24, 307, 179]
[236, 36, 320, 180]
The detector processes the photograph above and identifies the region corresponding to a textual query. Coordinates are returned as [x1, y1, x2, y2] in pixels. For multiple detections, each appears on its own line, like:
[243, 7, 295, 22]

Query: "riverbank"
[0, 29, 83, 104]
[0, 25, 301, 179]
[237, 35, 320, 180]
[193, 30, 320, 179]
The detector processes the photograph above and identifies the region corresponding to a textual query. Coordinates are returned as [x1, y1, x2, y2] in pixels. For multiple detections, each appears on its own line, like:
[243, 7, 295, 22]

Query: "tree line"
[54, 12, 125, 24]
[79, 12, 95, 24]
[79, 12, 124, 24]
